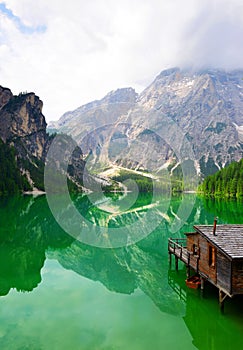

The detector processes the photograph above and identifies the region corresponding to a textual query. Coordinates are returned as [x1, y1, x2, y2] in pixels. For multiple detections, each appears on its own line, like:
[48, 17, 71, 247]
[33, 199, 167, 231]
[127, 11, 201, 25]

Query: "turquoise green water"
[0, 194, 243, 349]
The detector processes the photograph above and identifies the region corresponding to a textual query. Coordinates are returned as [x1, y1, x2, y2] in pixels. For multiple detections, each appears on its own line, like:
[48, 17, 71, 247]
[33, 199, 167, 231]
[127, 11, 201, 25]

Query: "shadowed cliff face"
[0, 86, 12, 109]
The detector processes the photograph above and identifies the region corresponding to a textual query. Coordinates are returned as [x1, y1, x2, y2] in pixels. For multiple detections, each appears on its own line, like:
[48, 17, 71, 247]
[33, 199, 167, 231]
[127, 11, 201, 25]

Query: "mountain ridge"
[48, 67, 243, 179]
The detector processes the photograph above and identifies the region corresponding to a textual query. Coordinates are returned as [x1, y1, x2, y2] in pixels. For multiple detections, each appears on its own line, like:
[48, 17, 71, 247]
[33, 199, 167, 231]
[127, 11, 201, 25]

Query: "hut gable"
[194, 225, 243, 259]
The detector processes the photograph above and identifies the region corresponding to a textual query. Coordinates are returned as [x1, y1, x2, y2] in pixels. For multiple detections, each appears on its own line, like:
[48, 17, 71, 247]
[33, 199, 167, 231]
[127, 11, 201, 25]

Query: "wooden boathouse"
[168, 223, 243, 311]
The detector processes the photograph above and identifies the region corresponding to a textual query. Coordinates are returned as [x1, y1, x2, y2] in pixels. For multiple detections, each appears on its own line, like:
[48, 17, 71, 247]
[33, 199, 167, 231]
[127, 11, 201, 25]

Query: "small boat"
[185, 275, 201, 289]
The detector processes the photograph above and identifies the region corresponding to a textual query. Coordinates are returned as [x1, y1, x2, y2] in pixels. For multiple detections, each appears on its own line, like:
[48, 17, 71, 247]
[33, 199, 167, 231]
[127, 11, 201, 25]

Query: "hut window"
[236, 261, 243, 271]
[192, 244, 199, 256]
[209, 245, 216, 268]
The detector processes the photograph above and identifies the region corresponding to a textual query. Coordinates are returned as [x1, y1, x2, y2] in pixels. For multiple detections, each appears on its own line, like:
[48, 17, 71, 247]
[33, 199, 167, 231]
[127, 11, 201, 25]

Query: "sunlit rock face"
[0, 90, 47, 160]
[0, 87, 86, 191]
[50, 68, 243, 178]
[129, 68, 243, 177]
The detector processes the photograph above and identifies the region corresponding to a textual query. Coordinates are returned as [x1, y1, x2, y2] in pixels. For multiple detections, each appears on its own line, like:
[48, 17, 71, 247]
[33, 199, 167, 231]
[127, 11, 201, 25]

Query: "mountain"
[127, 67, 243, 176]
[0, 86, 86, 193]
[49, 68, 243, 181]
[48, 87, 138, 165]
[49, 87, 137, 132]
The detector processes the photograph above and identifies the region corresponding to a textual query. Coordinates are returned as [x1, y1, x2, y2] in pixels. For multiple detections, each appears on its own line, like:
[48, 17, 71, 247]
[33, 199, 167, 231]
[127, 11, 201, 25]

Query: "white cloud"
[0, 0, 243, 121]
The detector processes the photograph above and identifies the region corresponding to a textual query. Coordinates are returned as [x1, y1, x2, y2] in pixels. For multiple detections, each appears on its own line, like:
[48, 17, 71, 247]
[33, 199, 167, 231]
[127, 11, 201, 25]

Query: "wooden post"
[169, 252, 172, 268]
[200, 276, 205, 297]
[175, 256, 179, 271]
[186, 266, 190, 278]
[219, 290, 227, 313]
[196, 256, 199, 274]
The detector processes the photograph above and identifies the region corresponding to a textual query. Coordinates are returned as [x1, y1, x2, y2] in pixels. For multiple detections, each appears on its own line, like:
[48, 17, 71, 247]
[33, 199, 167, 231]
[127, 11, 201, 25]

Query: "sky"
[0, 0, 243, 122]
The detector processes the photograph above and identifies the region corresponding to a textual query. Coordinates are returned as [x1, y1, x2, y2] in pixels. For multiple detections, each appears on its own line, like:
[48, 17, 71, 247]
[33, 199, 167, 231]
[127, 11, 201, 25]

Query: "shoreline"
[23, 190, 46, 196]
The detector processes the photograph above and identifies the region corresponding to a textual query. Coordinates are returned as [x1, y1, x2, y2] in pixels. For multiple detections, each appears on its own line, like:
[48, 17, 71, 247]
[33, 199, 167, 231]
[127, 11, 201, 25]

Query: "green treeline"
[0, 139, 31, 194]
[111, 170, 183, 193]
[198, 158, 243, 198]
[111, 170, 154, 192]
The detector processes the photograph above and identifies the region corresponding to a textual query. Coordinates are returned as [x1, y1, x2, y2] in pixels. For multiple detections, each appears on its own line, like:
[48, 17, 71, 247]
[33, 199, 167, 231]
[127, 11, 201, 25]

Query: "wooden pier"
[168, 224, 243, 312]
[168, 237, 200, 275]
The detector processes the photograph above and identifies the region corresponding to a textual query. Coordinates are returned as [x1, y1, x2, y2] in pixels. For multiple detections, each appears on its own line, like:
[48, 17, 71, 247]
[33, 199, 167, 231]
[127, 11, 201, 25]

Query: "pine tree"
[199, 158, 243, 198]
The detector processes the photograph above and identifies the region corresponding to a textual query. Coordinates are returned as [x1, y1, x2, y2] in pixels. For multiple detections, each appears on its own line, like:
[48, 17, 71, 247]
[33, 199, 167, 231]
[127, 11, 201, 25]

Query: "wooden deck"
[168, 238, 199, 273]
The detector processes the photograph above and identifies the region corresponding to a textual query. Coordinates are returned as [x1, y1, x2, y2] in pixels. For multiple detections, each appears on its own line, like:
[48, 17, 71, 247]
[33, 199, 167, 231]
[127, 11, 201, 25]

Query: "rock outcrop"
[0, 86, 12, 109]
[0, 87, 86, 192]
[0, 91, 47, 161]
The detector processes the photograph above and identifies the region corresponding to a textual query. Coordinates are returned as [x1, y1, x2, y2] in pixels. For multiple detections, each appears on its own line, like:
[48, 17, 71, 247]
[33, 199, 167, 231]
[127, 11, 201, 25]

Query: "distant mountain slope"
[49, 68, 243, 179]
[48, 87, 137, 142]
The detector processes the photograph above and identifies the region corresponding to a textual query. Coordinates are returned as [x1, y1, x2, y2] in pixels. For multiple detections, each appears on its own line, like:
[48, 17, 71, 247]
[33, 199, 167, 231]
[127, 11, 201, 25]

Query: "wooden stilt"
[186, 266, 190, 278]
[175, 256, 178, 271]
[200, 276, 205, 297]
[219, 290, 227, 313]
[169, 252, 172, 268]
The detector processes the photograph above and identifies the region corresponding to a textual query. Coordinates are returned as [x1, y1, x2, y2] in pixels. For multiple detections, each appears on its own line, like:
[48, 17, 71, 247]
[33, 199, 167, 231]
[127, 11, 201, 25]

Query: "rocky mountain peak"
[0, 92, 47, 160]
[101, 87, 138, 104]
[50, 67, 243, 179]
[49, 87, 138, 131]
[156, 67, 180, 79]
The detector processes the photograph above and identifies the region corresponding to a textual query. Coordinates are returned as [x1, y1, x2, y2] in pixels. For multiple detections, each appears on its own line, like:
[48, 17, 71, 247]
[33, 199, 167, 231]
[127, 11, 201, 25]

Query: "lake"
[0, 193, 243, 350]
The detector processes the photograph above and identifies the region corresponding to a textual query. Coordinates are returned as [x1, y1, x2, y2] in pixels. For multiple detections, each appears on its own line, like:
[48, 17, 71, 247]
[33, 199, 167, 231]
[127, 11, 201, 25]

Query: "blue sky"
[0, 0, 243, 122]
[0, 2, 46, 34]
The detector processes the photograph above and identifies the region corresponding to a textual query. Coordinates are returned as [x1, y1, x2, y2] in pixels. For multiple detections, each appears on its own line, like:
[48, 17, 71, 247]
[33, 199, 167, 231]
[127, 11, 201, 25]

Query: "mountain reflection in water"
[0, 194, 243, 350]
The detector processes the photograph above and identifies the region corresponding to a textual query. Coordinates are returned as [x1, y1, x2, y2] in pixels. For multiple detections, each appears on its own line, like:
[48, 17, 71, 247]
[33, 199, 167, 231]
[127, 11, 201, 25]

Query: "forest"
[0, 139, 31, 194]
[198, 158, 243, 198]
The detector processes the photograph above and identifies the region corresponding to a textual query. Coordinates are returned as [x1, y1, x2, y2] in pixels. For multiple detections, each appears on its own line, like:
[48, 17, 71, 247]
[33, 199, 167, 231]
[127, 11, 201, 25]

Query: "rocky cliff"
[49, 68, 243, 180]
[0, 90, 48, 160]
[0, 86, 86, 192]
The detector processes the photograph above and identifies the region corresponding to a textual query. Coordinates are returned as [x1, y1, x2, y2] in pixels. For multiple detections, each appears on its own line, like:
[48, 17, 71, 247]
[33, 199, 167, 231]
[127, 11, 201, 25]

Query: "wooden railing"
[168, 237, 199, 272]
[168, 237, 187, 248]
[168, 238, 187, 258]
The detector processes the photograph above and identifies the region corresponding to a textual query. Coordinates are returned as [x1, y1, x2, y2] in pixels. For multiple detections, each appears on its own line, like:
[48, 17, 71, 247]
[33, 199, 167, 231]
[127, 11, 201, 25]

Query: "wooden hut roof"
[193, 225, 243, 259]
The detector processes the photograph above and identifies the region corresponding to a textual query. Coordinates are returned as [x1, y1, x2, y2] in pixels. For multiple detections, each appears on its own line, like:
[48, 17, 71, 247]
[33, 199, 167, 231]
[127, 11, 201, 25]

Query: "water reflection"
[168, 269, 243, 349]
[0, 194, 243, 349]
[201, 197, 243, 224]
[0, 195, 74, 296]
[0, 194, 242, 306]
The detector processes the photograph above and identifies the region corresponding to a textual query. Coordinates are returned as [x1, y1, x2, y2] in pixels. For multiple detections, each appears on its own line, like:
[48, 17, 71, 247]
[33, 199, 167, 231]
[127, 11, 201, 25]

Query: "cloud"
[0, 3, 46, 33]
[179, 0, 243, 70]
[0, 0, 243, 121]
